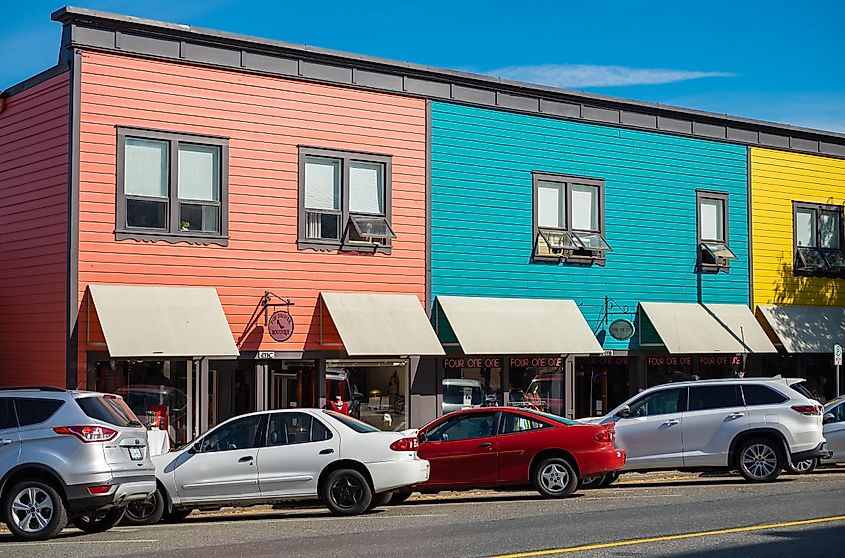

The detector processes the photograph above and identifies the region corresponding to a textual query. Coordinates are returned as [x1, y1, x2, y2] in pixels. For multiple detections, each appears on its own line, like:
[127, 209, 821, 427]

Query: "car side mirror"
[417, 432, 427, 443]
[616, 405, 631, 419]
[823, 412, 836, 425]
[189, 442, 202, 454]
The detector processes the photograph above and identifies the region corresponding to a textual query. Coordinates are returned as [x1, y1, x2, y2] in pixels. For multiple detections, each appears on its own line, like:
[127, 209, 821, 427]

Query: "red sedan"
[408, 407, 625, 499]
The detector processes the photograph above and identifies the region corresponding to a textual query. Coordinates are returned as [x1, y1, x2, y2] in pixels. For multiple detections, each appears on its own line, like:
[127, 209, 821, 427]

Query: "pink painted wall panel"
[0, 73, 69, 386]
[76, 52, 428, 368]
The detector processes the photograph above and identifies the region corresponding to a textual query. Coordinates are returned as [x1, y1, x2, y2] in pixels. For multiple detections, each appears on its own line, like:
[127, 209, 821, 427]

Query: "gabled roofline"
[44, 5, 845, 158]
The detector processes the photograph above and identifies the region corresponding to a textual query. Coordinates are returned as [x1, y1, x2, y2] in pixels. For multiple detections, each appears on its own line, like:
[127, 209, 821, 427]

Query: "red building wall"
[76, 51, 428, 382]
[0, 73, 69, 386]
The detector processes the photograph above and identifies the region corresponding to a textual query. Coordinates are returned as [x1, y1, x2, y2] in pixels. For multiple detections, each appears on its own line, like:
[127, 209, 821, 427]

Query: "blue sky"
[2, 1, 843, 132]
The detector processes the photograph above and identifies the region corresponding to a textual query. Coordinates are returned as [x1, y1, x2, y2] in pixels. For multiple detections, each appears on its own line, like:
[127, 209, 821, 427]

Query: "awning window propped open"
[88, 284, 239, 358]
[638, 302, 776, 354]
[434, 296, 603, 355]
[757, 305, 845, 353]
[320, 292, 444, 357]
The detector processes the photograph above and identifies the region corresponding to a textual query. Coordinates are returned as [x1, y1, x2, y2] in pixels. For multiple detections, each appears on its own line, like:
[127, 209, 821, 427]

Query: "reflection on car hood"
[577, 416, 606, 425]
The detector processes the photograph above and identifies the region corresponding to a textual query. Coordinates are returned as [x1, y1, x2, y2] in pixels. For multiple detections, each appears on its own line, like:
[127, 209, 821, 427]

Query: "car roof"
[644, 377, 802, 389]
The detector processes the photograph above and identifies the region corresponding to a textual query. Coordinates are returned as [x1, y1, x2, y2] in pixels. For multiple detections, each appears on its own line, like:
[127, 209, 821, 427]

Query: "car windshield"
[442, 384, 483, 405]
[323, 410, 380, 433]
[76, 395, 143, 427]
[788, 381, 815, 400]
[526, 409, 579, 426]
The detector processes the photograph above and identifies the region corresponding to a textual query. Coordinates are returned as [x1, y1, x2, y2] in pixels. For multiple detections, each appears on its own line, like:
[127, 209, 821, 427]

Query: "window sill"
[533, 254, 606, 267]
[297, 239, 392, 255]
[116, 230, 228, 246]
[793, 268, 845, 279]
[698, 263, 730, 274]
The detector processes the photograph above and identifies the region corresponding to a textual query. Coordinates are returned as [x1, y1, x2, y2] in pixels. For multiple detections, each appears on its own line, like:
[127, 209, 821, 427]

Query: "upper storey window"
[794, 202, 845, 274]
[533, 173, 611, 264]
[298, 147, 394, 252]
[697, 190, 736, 272]
[117, 128, 228, 245]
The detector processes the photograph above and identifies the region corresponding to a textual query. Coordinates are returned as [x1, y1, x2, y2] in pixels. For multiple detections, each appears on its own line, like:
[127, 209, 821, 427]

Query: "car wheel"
[122, 489, 165, 526]
[599, 472, 620, 488]
[321, 469, 372, 516]
[161, 508, 192, 523]
[786, 458, 818, 474]
[2, 480, 68, 541]
[387, 490, 413, 505]
[533, 457, 578, 498]
[367, 491, 393, 510]
[737, 438, 783, 482]
[70, 507, 125, 534]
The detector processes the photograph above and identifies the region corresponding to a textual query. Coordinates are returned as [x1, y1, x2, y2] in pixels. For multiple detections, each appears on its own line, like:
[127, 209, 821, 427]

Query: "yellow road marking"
[489, 514, 845, 558]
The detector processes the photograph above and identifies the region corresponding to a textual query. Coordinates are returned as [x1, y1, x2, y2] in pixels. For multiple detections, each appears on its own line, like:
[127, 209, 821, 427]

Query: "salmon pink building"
[0, 7, 445, 442]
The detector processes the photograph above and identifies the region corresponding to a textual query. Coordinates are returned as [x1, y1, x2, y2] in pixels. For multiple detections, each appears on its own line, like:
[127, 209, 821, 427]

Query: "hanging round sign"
[268, 310, 294, 342]
[608, 318, 635, 341]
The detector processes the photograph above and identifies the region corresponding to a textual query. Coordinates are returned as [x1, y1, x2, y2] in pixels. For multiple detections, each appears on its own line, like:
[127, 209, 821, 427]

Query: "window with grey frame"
[532, 173, 611, 263]
[793, 202, 845, 274]
[298, 147, 394, 251]
[117, 128, 228, 245]
[697, 190, 736, 272]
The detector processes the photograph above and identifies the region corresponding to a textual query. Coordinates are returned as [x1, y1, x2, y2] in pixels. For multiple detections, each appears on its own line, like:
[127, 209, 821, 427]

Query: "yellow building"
[750, 147, 845, 399]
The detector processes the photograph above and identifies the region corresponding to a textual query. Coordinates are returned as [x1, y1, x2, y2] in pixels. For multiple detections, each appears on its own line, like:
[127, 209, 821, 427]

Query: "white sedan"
[123, 409, 429, 525]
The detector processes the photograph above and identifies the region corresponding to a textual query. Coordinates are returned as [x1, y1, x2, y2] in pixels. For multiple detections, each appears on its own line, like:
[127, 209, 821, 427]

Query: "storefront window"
[93, 359, 189, 446]
[509, 356, 567, 416]
[645, 354, 742, 388]
[208, 360, 257, 428]
[575, 356, 632, 418]
[442, 357, 503, 414]
[269, 360, 316, 410]
[327, 359, 408, 431]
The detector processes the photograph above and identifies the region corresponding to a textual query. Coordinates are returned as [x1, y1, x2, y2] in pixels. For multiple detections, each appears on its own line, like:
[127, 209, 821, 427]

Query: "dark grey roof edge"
[1, 63, 70, 99]
[50, 5, 845, 145]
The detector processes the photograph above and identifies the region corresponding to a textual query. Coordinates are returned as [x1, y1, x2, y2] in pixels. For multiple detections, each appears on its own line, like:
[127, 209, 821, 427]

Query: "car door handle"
[661, 419, 680, 426]
[238, 456, 254, 463]
[478, 442, 493, 448]
[319, 448, 334, 455]
[727, 412, 746, 419]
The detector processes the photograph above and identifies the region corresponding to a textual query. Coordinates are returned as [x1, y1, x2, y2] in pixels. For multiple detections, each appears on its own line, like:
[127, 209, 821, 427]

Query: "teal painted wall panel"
[430, 102, 750, 350]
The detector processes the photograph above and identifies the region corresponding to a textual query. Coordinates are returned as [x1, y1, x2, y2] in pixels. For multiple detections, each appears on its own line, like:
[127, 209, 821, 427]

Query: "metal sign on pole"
[834, 343, 842, 397]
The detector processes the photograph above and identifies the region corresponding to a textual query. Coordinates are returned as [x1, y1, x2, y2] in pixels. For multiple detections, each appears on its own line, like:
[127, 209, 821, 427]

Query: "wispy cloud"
[484, 64, 734, 89]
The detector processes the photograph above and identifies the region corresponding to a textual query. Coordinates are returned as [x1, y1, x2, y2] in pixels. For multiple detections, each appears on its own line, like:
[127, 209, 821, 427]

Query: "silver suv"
[0, 387, 156, 541]
[581, 378, 826, 484]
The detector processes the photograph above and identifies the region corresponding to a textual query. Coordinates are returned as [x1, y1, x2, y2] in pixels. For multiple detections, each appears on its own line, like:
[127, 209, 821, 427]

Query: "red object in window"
[148, 405, 169, 430]
[329, 399, 349, 415]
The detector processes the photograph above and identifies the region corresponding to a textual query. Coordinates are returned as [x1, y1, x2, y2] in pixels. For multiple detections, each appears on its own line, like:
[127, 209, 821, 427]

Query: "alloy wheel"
[540, 463, 570, 494]
[791, 459, 815, 473]
[330, 476, 365, 510]
[10, 487, 54, 534]
[741, 443, 778, 479]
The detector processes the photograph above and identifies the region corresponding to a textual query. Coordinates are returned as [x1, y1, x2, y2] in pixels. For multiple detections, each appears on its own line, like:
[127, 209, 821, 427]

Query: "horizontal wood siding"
[430, 102, 750, 350]
[77, 52, 427, 358]
[0, 73, 69, 385]
[750, 147, 845, 307]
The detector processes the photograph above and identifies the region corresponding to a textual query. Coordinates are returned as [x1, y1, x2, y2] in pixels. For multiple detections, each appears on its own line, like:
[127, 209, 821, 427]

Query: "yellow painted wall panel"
[751, 147, 845, 307]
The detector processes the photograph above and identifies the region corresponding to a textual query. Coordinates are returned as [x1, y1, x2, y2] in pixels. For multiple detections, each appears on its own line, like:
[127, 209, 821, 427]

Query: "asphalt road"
[2, 469, 844, 558]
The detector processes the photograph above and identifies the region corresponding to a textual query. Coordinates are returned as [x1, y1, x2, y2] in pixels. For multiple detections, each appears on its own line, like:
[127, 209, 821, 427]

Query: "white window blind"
[699, 198, 724, 241]
[178, 144, 220, 201]
[571, 184, 598, 231]
[796, 209, 816, 247]
[349, 161, 384, 214]
[304, 157, 340, 210]
[537, 181, 565, 228]
[125, 138, 168, 198]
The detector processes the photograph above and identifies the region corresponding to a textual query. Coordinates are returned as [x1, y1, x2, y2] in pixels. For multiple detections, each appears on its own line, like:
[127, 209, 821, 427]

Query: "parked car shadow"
[0, 529, 88, 543]
[611, 478, 790, 489]
[401, 492, 580, 506]
[663, 522, 845, 557]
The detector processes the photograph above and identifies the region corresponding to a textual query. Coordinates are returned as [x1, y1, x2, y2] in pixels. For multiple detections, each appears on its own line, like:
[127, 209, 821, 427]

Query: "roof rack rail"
[0, 386, 66, 392]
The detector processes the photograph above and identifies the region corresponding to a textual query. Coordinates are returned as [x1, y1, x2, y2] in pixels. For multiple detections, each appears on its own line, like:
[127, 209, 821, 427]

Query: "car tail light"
[791, 405, 823, 416]
[53, 425, 118, 443]
[390, 437, 419, 451]
[593, 426, 615, 443]
[87, 485, 112, 495]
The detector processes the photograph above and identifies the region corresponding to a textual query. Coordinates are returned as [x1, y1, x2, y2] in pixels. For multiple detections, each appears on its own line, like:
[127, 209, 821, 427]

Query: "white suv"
[581, 378, 826, 483]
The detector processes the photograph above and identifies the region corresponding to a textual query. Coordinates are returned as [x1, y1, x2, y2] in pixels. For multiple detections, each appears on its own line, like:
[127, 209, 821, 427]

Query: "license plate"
[129, 447, 143, 460]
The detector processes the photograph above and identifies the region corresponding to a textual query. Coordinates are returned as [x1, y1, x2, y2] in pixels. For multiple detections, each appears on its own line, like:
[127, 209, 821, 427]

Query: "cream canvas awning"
[757, 305, 845, 353]
[639, 302, 776, 354]
[89, 285, 239, 358]
[320, 292, 445, 357]
[435, 296, 603, 355]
